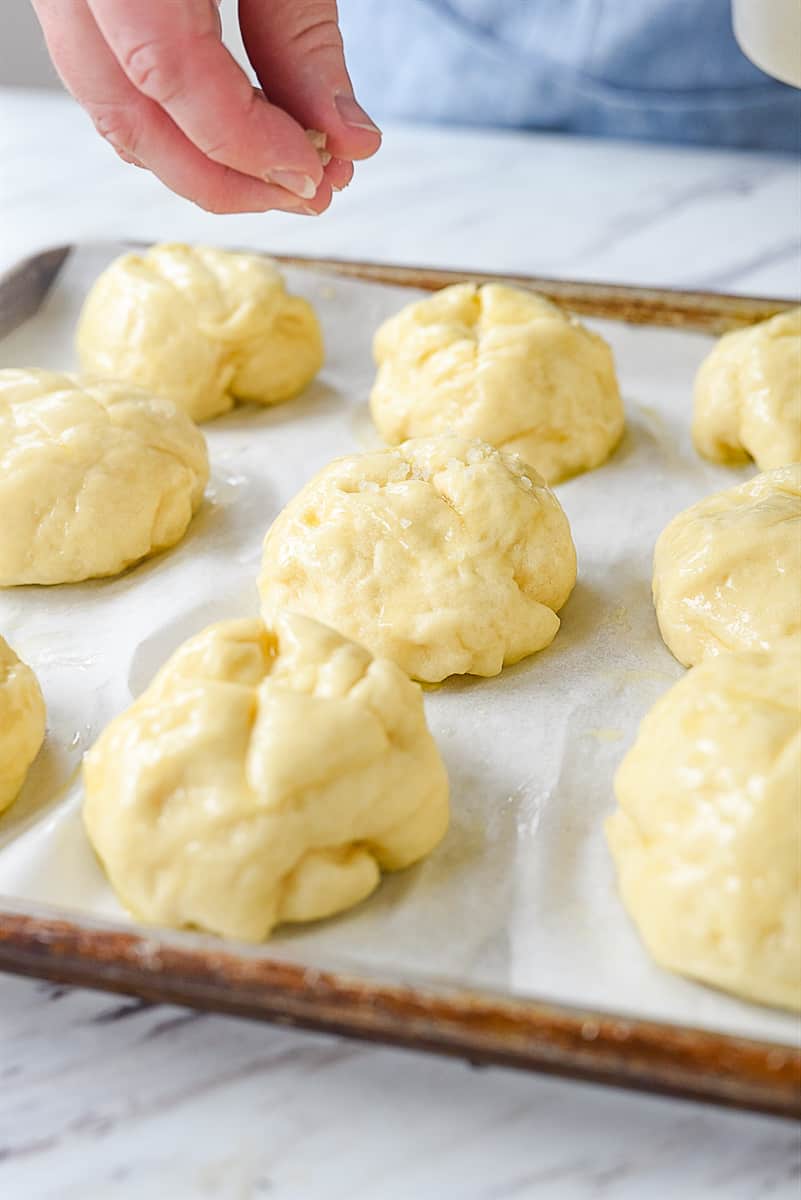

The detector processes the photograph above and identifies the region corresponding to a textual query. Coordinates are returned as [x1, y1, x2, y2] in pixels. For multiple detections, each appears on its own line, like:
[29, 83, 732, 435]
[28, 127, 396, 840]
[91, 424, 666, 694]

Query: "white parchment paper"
[0, 242, 797, 1046]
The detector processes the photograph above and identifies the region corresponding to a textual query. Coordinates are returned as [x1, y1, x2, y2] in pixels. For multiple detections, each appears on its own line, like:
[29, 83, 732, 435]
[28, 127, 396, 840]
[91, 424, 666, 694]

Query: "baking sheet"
[0, 242, 797, 1050]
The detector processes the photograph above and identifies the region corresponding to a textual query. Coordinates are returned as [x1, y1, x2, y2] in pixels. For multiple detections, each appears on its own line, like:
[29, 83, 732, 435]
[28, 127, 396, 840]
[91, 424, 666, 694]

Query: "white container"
[733, 0, 801, 88]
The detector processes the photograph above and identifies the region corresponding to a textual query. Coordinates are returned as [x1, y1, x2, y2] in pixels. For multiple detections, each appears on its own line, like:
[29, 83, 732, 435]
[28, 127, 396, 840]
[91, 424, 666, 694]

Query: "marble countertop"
[1, 88, 800, 293]
[1, 87, 800, 1200]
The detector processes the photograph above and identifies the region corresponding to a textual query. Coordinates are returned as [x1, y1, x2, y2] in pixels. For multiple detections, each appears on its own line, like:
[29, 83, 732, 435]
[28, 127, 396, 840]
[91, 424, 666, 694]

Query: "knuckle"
[197, 87, 259, 161]
[122, 39, 181, 104]
[285, 7, 343, 57]
[199, 134, 235, 161]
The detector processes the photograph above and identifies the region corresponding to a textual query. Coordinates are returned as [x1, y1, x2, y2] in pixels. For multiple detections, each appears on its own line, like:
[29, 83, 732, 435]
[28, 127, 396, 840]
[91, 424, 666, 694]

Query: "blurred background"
[4, 0, 801, 144]
[1, 0, 251, 85]
[0, 4, 799, 289]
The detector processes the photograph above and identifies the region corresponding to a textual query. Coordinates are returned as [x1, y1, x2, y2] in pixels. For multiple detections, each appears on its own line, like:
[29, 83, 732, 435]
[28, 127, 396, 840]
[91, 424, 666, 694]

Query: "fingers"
[325, 156, 355, 192]
[31, 0, 330, 215]
[240, 0, 382, 163]
[86, 0, 323, 196]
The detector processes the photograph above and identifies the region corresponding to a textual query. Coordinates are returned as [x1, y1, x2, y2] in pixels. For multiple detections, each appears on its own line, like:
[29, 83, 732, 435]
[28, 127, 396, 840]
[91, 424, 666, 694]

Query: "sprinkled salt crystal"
[306, 129, 332, 166]
[399, 517, 411, 529]
[519, 474, 533, 490]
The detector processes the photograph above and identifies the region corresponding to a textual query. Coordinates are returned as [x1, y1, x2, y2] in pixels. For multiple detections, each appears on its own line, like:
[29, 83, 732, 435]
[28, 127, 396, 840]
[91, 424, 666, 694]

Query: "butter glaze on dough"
[693, 307, 801, 471]
[259, 435, 577, 682]
[0, 636, 46, 814]
[0, 369, 208, 586]
[83, 613, 449, 941]
[653, 464, 801, 667]
[607, 649, 801, 1012]
[370, 283, 624, 484]
[77, 243, 324, 422]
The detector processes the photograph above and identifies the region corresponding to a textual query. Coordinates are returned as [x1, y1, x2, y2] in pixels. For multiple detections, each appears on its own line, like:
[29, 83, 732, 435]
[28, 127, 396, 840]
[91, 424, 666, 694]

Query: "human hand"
[31, 0, 381, 214]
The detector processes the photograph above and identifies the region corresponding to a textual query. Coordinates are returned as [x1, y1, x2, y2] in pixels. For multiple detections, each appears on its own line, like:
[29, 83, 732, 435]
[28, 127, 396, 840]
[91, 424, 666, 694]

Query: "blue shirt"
[339, 0, 800, 151]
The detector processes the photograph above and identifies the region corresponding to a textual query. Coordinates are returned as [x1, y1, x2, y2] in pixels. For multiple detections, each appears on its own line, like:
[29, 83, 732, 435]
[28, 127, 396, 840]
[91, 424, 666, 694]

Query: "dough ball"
[77, 243, 324, 422]
[0, 636, 46, 813]
[693, 308, 801, 471]
[653, 464, 801, 667]
[259, 435, 577, 682]
[606, 649, 801, 1011]
[0, 369, 209, 586]
[83, 613, 449, 941]
[370, 283, 624, 484]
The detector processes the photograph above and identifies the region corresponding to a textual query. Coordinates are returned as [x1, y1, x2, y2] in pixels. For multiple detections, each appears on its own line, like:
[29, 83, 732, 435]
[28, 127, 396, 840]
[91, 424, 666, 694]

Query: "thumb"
[239, 0, 381, 162]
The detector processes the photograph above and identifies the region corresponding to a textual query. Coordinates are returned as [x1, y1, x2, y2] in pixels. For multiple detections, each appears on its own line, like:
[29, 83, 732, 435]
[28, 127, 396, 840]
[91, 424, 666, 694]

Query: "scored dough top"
[76, 243, 324, 422]
[370, 282, 624, 484]
[259, 434, 577, 681]
[83, 612, 449, 941]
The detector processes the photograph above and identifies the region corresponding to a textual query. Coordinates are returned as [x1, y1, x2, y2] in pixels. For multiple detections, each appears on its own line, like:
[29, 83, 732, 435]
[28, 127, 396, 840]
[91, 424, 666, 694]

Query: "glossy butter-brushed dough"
[259, 435, 577, 682]
[607, 649, 801, 1012]
[370, 283, 624, 484]
[0, 636, 46, 814]
[653, 464, 801, 667]
[0, 369, 208, 586]
[77, 243, 324, 422]
[693, 307, 801, 470]
[83, 613, 449, 941]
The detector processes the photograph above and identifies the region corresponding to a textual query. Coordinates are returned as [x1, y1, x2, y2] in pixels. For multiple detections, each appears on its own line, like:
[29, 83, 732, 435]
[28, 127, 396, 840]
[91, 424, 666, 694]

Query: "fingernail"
[334, 93, 381, 134]
[265, 169, 317, 199]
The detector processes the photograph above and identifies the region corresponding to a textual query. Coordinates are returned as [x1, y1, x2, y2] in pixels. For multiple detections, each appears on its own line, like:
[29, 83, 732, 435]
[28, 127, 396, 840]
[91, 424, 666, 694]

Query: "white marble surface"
[1, 88, 800, 294]
[1, 86, 800, 1199]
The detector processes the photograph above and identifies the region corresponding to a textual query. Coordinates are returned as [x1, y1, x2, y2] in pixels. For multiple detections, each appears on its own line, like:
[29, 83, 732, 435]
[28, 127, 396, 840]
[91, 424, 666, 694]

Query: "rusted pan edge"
[274, 255, 795, 333]
[1, 244, 796, 340]
[0, 909, 798, 1119]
